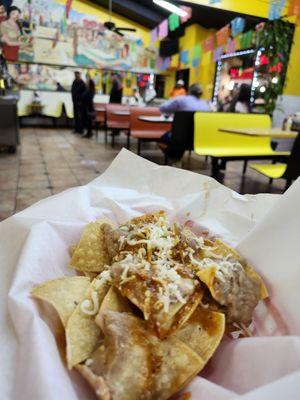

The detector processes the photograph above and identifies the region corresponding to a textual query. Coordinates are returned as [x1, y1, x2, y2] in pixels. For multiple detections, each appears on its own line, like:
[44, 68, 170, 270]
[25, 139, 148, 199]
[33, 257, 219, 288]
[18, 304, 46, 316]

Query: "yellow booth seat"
[250, 163, 287, 179]
[194, 112, 289, 175]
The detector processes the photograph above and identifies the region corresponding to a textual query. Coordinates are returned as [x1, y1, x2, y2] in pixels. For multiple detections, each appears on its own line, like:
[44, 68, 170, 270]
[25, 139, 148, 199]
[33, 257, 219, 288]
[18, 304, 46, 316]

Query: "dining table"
[112, 110, 131, 116]
[138, 115, 174, 123]
[94, 106, 106, 112]
[219, 127, 298, 139]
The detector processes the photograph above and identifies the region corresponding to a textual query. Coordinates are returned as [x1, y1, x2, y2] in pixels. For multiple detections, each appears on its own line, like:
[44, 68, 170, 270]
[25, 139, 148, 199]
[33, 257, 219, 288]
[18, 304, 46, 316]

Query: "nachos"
[31, 211, 267, 399]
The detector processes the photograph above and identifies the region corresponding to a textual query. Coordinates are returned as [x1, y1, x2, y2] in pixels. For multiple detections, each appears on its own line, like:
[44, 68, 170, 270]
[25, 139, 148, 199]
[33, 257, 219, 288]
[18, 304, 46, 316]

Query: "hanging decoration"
[216, 25, 230, 46]
[161, 57, 171, 71]
[288, 0, 300, 17]
[231, 17, 245, 37]
[240, 30, 253, 49]
[158, 19, 168, 39]
[203, 35, 215, 52]
[169, 13, 180, 31]
[180, 6, 192, 23]
[180, 50, 189, 65]
[226, 37, 236, 54]
[192, 43, 202, 67]
[269, 0, 286, 20]
[150, 27, 158, 43]
[213, 46, 223, 62]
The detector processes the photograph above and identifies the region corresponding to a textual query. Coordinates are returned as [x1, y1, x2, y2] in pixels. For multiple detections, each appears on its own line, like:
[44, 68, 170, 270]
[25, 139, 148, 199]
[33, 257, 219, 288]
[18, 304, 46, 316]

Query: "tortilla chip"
[209, 239, 268, 299]
[84, 271, 99, 280]
[31, 276, 90, 327]
[175, 306, 225, 362]
[77, 311, 204, 400]
[69, 218, 115, 273]
[66, 276, 110, 369]
[95, 286, 134, 329]
[68, 244, 77, 257]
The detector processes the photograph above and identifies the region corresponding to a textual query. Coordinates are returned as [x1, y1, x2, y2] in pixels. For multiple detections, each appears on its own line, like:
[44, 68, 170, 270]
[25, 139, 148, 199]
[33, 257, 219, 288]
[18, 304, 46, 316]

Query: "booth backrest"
[166, 111, 195, 160]
[194, 112, 272, 153]
[106, 104, 130, 129]
[130, 107, 161, 132]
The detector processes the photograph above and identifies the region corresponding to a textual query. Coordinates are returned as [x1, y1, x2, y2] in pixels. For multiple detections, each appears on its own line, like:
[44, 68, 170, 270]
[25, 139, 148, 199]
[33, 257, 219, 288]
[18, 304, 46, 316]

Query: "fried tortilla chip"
[66, 274, 110, 368]
[95, 286, 134, 329]
[31, 276, 90, 327]
[69, 218, 116, 273]
[175, 305, 225, 362]
[195, 239, 267, 325]
[77, 311, 204, 400]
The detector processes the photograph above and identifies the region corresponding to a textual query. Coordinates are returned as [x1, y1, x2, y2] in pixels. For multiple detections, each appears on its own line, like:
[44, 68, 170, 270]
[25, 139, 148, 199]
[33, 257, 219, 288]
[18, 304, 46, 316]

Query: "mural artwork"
[0, 0, 157, 71]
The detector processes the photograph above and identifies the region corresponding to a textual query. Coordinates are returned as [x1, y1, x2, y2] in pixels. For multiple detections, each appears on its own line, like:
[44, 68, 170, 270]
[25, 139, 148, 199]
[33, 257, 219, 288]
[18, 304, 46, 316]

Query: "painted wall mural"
[0, 0, 157, 71]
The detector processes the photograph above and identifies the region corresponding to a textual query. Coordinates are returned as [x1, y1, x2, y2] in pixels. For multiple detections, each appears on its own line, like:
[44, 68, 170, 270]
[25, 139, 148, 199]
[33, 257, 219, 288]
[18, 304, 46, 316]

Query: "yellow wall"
[180, 0, 288, 19]
[284, 25, 300, 96]
[164, 24, 216, 100]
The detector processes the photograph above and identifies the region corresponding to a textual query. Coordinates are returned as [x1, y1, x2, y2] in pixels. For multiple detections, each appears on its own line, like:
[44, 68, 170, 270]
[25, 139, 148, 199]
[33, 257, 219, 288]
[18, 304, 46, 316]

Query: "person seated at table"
[229, 83, 251, 113]
[160, 83, 210, 114]
[170, 79, 186, 98]
[158, 84, 210, 157]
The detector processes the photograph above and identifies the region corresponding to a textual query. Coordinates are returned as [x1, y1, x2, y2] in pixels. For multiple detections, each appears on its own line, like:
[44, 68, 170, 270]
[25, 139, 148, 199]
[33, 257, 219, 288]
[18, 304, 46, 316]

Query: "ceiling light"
[153, 0, 188, 17]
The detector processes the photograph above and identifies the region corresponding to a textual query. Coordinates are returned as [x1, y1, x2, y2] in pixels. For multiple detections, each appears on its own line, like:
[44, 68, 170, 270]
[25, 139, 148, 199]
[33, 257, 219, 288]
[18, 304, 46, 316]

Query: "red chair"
[130, 107, 172, 155]
[106, 104, 130, 147]
[93, 103, 107, 142]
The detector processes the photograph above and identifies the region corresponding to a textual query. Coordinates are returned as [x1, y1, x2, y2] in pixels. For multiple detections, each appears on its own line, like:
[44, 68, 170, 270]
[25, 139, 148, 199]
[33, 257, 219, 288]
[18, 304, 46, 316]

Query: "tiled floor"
[0, 127, 287, 221]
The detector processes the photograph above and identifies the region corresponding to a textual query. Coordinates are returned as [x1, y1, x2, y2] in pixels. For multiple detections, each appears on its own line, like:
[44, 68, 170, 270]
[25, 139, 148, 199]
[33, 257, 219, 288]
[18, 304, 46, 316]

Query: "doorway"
[176, 69, 190, 90]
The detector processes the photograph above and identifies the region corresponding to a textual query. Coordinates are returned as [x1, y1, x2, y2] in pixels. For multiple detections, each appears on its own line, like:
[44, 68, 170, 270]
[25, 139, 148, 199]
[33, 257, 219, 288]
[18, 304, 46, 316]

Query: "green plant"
[256, 19, 294, 115]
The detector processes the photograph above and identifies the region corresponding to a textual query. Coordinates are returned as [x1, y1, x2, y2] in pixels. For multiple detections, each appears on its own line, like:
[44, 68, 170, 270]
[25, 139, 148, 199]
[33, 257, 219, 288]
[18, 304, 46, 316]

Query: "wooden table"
[112, 110, 130, 116]
[219, 127, 297, 139]
[94, 107, 106, 112]
[138, 115, 173, 123]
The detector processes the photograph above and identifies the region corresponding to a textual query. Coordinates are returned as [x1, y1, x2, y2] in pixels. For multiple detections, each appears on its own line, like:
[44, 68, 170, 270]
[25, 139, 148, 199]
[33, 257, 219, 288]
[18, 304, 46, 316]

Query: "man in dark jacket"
[109, 74, 123, 104]
[71, 71, 86, 133]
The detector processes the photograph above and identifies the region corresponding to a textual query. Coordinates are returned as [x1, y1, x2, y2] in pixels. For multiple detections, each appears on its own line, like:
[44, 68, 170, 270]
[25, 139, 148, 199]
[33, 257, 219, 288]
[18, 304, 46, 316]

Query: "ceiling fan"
[104, 0, 137, 37]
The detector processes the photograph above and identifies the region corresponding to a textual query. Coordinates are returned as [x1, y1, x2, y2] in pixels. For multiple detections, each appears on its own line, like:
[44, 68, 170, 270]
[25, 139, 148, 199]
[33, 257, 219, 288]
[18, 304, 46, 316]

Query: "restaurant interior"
[0, 0, 300, 221]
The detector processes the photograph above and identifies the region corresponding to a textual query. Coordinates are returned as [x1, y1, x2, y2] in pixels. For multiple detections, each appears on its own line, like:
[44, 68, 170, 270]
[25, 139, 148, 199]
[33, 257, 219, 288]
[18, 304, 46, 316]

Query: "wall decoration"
[0, 0, 157, 72]
[226, 37, 236, 54]
[216, 25, 229, 46]
[180, 6, 192, 23]
[150, 27, 158, 43]
[169, 13, 180, 32]
[231, 17, 245, 37]
[203, 35, 215, 52]
[213, 46, 223, 62]
[255, 19, 294, 114]
[180, 50, 189, 65]
[158, 19, 168, 39]
[269, 0, 286, 20]
[7, 62, 89, 91]
[288, 0, 300, 17]
[240, 30, 254, 49]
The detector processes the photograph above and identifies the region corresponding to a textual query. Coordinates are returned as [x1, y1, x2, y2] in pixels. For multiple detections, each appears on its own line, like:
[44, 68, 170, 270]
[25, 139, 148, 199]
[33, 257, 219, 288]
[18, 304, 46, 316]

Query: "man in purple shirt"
[160, 83, 211, 114]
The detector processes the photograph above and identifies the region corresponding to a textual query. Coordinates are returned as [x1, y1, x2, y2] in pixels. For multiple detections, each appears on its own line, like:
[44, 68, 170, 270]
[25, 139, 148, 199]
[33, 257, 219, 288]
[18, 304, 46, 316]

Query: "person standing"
[71, 71, 85, 133]
[170, 79, 186, 98]
[81, 78, 95, 139]
[109, 73, 123, 103]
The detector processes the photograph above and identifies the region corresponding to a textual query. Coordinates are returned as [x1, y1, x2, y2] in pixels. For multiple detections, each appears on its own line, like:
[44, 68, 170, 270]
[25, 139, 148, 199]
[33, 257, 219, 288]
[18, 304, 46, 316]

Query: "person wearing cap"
[160, 83, 210, 114]
[170, 79, 186, 98]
